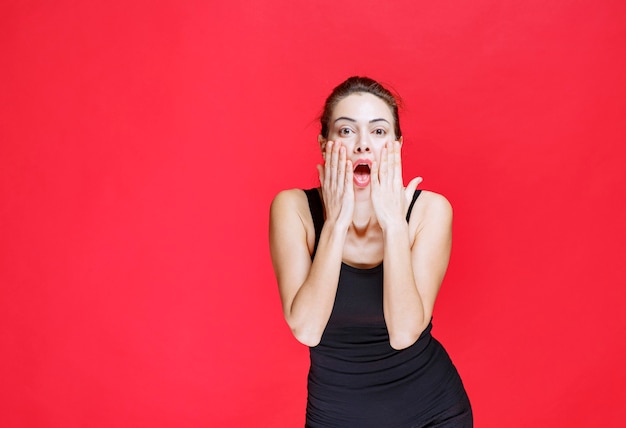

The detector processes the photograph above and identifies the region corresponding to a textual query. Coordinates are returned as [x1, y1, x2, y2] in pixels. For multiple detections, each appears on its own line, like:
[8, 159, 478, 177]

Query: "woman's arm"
[269, 141, 353, 347]
[371, 141, 452, 350]
[269, 190, 344, 346]
[382, 191, 452, 350]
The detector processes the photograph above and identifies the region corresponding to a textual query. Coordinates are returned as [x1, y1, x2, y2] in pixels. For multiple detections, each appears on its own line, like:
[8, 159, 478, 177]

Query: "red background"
[2, 1, 625, 426]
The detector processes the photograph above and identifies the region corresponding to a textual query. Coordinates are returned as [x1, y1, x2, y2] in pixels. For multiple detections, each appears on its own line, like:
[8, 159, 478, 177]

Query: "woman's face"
[321, 92, 400, 188]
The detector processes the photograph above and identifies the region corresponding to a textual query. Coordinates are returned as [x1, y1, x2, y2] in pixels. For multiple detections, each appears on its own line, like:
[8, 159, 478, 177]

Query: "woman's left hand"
[370, 141, 422, 231]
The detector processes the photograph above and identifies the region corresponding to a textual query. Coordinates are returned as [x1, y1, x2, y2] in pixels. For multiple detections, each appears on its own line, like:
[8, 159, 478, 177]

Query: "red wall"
[2, 1, 625, 426]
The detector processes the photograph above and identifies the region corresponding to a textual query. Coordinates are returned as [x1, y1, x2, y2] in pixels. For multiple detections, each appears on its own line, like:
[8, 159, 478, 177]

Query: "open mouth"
[353, 162, 371, 187]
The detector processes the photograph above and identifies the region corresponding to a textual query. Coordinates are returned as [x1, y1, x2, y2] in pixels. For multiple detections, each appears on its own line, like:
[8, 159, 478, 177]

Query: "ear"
[398, 136, 403, 146]
[318, 134, 327, 153]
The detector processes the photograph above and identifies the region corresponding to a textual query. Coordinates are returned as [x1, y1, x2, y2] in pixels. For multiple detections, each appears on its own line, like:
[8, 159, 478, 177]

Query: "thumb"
[405, 176, 423, 200]
[317, 164, 325, 184]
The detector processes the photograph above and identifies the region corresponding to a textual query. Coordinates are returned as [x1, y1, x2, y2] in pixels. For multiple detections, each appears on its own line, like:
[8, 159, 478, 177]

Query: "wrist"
[323, 218, 350, 236]
[381, 220, 409, 238]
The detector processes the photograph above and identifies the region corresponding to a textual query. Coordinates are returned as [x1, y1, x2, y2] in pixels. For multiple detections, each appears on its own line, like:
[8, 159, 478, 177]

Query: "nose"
[355, 134, 371, 153]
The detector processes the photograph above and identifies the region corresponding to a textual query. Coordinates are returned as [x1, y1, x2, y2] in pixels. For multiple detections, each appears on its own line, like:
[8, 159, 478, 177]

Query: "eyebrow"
[334, 117, 391, 124]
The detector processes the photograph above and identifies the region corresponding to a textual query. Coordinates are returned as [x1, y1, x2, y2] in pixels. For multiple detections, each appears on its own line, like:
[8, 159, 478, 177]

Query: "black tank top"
[303, 188, 472, 428]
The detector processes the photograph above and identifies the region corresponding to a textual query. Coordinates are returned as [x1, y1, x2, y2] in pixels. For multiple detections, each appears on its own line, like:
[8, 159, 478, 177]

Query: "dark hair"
[320, 76, 402, 139]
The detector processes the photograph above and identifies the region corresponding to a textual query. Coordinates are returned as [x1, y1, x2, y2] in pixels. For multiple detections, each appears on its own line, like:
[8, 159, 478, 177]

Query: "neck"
[351, 190, 378, 235]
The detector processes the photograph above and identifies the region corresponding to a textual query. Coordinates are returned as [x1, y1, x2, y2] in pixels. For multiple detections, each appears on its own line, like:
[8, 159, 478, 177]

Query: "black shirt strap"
[304, 188, 324, 259]
[406, 189, 422, 222]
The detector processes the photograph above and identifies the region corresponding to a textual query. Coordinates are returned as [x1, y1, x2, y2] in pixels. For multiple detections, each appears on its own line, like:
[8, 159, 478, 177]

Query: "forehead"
[332, 92, 394, 122]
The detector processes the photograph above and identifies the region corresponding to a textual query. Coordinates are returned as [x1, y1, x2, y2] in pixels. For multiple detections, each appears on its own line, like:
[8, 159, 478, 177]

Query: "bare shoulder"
[409, 190, 453, 234]
[422, 190, 452, 215]
[270, 188, 316, 254]
[270, 188, 311, 221]
[270, 189, 315, 270]
[413, 190, 452, 217]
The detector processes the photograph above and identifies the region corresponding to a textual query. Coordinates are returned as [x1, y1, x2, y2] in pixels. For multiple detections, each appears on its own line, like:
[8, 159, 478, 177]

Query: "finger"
[385, 141, 394, 186]
[379, 145, 388, 187]
[337, 145, 346, 195]
[345, 159, 353, 194]
[324, 140, 334, 187]
[330, 141, 341, 189]
[317, 164, 325, 186]
[405, 176, 423, 205]
[393, 141, 403, 189]
[370, 161, 380, 193]
[328, 141, 338, 190]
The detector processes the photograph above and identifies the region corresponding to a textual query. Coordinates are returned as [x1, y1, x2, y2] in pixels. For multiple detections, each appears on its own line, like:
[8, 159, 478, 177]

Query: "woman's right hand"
[317, 140, 354, 231]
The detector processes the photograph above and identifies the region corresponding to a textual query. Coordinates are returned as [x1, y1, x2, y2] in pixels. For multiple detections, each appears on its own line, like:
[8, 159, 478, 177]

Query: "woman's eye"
[339, 128, 353, 136]
[373, 129, 386, 136]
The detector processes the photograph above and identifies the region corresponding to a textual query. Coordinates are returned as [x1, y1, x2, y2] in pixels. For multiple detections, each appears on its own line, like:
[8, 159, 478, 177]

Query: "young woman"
[269, 76, 472, 427]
